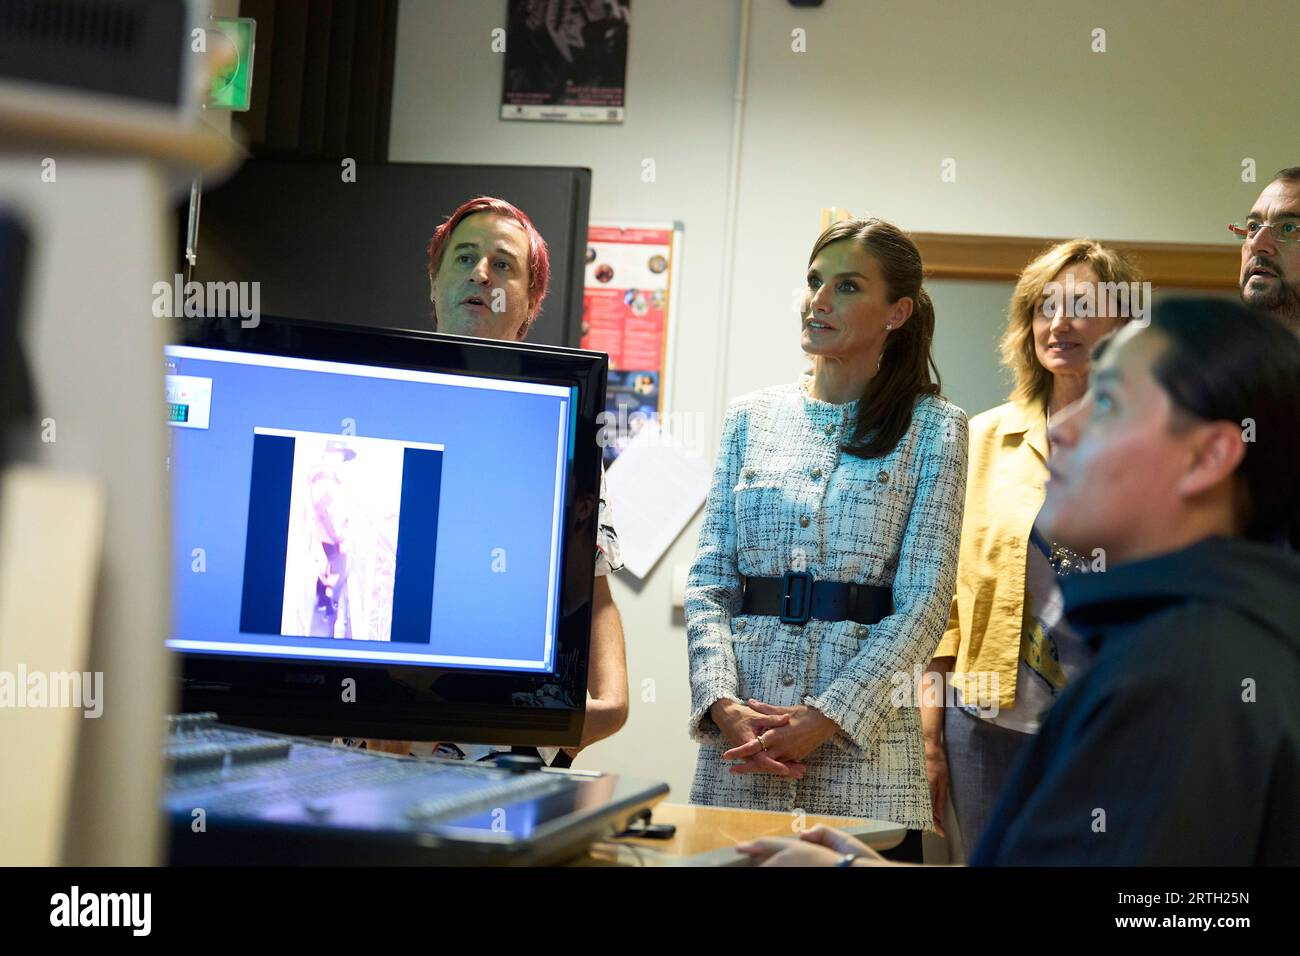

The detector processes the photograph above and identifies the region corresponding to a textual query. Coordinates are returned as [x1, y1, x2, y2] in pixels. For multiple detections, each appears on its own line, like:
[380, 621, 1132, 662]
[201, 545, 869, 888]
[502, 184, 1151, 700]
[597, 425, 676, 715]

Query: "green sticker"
[206, 17, 256, 112]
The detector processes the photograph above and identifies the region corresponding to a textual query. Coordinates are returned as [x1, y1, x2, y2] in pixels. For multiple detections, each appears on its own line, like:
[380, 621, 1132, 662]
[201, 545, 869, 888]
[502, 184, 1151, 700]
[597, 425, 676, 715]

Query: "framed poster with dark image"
[501, 0, 630, 123]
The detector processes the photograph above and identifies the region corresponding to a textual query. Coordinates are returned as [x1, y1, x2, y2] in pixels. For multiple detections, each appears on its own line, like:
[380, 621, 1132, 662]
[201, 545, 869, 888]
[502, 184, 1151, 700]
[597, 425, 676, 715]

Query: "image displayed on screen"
[281, 433, 402, 642]
[239, 429, 443, 644]
[165, 345, 574, 673]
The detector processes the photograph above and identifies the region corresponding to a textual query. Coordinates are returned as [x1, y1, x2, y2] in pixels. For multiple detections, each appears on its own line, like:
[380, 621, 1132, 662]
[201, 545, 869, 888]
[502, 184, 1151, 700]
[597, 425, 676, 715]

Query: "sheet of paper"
[603, 420, 710, 580]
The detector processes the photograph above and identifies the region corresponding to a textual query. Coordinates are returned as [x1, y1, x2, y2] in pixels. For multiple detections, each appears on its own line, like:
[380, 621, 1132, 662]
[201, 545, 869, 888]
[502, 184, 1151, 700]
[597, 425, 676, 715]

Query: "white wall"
[390, 0, 1298, 801]
[721, 0, 1297, 398]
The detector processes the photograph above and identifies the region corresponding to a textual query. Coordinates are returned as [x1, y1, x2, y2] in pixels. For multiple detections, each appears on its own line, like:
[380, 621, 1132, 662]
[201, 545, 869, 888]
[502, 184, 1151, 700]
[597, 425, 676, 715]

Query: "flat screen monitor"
[167, 316, 607, 747]
[188, 160, 591, 348]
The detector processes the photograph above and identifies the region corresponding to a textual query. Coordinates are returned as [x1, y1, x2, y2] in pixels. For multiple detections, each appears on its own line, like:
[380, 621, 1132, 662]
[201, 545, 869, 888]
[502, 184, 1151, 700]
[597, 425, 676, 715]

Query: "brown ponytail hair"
[808, 217, 942, 459]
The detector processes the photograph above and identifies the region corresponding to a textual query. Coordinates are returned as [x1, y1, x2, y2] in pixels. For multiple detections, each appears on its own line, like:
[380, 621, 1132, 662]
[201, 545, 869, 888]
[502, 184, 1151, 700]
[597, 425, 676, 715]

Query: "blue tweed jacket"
[686, 379, 968, 828]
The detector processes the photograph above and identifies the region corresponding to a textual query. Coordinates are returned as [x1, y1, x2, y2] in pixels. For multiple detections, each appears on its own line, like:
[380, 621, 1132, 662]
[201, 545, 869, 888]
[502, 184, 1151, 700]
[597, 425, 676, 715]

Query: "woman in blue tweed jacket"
[686, 218, 968, 829]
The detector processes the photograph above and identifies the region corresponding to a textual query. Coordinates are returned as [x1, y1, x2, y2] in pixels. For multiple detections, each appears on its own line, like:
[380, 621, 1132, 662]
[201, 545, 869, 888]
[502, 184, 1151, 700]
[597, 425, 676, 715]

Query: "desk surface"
[578, 802, 907, 867]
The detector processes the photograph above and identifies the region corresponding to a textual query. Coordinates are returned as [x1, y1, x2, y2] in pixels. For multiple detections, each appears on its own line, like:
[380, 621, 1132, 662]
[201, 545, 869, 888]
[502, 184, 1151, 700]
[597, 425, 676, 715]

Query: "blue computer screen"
[165, 345, 573, 673]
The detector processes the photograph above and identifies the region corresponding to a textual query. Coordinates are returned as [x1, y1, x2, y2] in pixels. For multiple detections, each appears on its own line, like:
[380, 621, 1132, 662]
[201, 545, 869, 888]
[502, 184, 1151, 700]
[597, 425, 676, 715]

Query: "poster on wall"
[581, 221, 682, 465]
[500, 0, 630, 123]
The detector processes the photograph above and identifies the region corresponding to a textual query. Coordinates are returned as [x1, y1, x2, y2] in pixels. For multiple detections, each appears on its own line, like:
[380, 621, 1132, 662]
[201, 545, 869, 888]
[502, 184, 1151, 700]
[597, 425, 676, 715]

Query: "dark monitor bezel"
[172, 315, 608, 748]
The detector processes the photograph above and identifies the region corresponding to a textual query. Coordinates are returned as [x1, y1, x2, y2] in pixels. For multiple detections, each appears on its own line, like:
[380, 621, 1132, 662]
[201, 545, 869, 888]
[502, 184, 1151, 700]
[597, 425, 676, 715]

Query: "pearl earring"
[885, 322, 893, 330]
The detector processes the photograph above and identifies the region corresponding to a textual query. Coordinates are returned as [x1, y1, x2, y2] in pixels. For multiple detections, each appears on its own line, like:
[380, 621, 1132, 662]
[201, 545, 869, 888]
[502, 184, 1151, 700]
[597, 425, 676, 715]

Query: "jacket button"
[877, 470, 889, 484]
[857, 624, 869, 637]
[744, 469, 755, 480]
[781, 674, 795, 687]
[735, 619, 747, 631]
[824, 423, 835, 436]
[811, 467, 823, 480]
[798, 515, 810, 528]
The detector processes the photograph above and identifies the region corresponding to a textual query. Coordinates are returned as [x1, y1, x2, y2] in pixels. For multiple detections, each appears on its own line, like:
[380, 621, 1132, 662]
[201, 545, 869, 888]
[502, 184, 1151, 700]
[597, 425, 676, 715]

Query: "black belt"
[740, 572, 892, 626]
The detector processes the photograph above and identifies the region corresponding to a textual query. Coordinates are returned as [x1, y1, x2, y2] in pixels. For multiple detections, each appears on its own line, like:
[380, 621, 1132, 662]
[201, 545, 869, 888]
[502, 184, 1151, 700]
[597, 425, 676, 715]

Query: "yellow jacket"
[933, 396, 1047, 709]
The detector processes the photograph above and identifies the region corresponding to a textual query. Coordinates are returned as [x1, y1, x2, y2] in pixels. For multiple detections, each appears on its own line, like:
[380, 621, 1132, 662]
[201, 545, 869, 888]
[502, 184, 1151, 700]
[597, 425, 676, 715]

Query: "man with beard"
[1235, 166, 1300, 333]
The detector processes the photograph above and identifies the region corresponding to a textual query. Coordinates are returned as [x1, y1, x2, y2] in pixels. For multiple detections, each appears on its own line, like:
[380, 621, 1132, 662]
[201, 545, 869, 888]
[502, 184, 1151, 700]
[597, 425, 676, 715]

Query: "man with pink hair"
[426, 195, 551, 341]
[360, 197, 628, 765]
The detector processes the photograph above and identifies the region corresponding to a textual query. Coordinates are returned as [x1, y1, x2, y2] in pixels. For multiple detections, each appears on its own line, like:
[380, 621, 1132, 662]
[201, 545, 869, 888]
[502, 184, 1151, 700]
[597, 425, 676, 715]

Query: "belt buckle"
[779, 570, 814, 625]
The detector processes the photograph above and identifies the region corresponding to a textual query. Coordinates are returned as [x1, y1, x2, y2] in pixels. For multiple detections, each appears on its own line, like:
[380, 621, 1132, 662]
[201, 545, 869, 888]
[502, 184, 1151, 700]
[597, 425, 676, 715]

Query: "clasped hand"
[710, 698, 839, 777]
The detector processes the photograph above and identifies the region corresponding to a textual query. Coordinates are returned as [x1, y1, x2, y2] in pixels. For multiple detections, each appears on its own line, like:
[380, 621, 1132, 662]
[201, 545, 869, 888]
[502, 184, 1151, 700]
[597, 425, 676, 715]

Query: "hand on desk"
[720, 699, 838, 776]
[737, 825, 900, 867]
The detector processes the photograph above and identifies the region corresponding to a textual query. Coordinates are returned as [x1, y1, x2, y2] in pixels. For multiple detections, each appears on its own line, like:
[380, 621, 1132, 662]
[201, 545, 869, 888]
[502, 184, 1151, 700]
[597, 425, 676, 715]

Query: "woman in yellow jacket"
[922, 240, 1143, 858]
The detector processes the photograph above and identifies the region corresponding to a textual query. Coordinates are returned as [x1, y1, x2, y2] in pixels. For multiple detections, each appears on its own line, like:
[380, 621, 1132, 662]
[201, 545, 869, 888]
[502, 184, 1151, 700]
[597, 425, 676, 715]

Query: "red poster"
[580, 225, 673, 371]
[580, 222, 679, 464]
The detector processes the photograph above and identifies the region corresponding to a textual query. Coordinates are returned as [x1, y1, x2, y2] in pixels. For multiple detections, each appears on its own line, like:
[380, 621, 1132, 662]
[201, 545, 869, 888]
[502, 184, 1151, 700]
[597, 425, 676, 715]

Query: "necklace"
[1049, 541, 1090, 575]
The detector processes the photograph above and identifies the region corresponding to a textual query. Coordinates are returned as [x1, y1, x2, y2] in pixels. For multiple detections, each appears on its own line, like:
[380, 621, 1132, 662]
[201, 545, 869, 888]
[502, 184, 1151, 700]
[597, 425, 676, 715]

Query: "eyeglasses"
[1227, 218, 1300, 244]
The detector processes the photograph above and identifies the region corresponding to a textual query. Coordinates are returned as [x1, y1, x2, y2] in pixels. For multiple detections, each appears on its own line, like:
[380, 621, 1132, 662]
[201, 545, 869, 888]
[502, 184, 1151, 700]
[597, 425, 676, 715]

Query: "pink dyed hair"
[425, 196, 550, 338]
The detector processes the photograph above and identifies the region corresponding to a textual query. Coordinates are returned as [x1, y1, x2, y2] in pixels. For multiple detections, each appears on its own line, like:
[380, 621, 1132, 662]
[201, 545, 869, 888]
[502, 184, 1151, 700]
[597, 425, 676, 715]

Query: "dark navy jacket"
[972, 536, 1300, 865]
